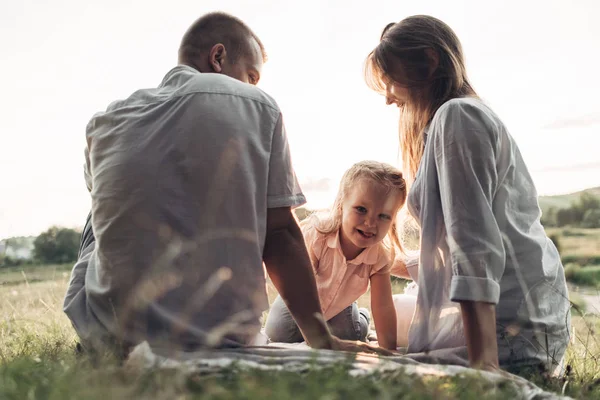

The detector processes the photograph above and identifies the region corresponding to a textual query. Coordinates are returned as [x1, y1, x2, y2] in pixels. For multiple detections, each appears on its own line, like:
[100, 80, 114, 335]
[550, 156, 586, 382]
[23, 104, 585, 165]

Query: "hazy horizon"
[1, 0, 599, 238]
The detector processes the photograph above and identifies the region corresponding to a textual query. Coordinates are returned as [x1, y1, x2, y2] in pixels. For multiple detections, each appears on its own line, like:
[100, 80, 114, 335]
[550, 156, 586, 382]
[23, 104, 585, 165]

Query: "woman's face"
[385, 79, 410, 108]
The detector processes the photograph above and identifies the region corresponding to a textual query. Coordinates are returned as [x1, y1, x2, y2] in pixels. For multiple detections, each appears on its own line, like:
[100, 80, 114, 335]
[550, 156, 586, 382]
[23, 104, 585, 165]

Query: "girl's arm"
[370, 271, 397, 350]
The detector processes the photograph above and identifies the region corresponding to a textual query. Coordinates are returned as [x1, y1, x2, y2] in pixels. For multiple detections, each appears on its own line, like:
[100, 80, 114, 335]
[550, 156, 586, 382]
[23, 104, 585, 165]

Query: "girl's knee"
[264, 297, 302, 343]
[358, 307, 370, 341]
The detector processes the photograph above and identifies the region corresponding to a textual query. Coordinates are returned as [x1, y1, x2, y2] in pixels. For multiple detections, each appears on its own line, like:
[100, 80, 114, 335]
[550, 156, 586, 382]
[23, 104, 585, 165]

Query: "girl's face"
[339, 179, 404, 260]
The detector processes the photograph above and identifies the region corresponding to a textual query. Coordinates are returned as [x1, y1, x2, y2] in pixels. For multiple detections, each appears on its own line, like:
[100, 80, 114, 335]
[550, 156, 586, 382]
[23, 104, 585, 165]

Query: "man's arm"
[262, 207, 333, 349]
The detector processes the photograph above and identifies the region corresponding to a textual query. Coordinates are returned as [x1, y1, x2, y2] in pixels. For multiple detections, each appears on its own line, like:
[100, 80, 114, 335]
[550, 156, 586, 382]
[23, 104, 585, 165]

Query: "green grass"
[565, 265, 600, 288]
[1, 265, 600, 399]
[0, 353, 533, 400]
[563, 256, 600, 267]
[546, 228, 600, 261]
[544, 228, 600, 288]
[0, 264, 71, 287]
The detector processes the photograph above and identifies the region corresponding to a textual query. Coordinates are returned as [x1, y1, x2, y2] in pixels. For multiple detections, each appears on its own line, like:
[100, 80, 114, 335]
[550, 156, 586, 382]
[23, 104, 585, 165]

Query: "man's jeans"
[264, 295, 370, 342]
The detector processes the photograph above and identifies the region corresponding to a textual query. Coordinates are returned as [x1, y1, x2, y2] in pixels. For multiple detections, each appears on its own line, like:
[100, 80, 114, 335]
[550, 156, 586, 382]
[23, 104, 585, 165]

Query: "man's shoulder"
[179, 69, 280, 113]
[87, 67, 282, 134]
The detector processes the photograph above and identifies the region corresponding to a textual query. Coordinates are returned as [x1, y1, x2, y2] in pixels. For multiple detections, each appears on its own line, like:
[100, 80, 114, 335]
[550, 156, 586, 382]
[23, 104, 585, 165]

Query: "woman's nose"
[385, 96, 394, 105]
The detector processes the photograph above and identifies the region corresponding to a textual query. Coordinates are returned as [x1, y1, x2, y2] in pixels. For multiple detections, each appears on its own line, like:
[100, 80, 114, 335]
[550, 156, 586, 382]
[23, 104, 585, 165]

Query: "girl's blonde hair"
[364, 15, 477, 184]
[306, 160, 407, 260]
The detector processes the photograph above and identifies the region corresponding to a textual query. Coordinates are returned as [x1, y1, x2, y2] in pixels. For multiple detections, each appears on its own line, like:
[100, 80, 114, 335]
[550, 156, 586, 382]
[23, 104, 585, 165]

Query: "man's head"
[178, 12, 267, 85]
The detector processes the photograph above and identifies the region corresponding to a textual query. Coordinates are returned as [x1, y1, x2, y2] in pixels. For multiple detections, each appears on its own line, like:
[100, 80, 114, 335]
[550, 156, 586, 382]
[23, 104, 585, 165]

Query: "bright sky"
[1, 0, 599, 239]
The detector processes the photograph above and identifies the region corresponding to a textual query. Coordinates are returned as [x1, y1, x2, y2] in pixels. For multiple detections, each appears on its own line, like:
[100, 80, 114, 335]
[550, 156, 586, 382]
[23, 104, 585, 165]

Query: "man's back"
[65, 65, 304, 349]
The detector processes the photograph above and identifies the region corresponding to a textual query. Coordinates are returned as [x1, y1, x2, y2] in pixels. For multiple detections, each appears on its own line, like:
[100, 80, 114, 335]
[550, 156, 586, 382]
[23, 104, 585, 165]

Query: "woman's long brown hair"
[365, 15, 478, 184]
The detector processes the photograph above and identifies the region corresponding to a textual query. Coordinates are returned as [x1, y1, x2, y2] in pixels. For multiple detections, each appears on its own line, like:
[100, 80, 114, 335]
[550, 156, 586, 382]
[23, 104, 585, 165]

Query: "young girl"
[264, 160, 406, 350]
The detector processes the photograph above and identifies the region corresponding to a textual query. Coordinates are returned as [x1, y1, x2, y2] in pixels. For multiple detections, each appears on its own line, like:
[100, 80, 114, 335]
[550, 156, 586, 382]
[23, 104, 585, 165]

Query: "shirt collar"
[326, 231, 381, 265]
[423, 122, 432, 146]
[160, 65, 200, 88]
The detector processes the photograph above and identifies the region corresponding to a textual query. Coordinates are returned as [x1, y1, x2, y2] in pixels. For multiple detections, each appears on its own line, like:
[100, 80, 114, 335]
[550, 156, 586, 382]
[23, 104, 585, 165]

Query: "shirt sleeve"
[84, 146, 92, 192]
[267, 113, 306, 209]
[369, 247, 392, 276]
[405, 251, 420, 281]
[432, 101, 506, 304]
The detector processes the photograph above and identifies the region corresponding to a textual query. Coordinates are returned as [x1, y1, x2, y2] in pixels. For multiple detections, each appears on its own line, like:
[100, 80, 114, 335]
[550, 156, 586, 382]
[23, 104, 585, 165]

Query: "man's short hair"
[179, 12, 267, 64]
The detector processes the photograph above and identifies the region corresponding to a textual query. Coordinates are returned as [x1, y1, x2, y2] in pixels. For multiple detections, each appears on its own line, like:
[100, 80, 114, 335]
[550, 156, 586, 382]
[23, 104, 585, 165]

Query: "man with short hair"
[64, 12, 379, 356]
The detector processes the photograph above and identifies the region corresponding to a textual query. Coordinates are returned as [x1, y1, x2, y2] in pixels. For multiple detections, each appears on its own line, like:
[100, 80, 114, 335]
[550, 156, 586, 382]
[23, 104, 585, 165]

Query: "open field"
[0, 227, 599, 399]
[1, 263, 600, 399]
[0, 264, 71, 287]
[546, 228, 600, 264]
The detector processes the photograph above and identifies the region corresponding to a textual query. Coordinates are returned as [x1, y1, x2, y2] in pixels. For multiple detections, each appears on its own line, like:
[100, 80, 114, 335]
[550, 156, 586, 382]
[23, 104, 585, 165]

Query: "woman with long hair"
[365, 15, 571, 373]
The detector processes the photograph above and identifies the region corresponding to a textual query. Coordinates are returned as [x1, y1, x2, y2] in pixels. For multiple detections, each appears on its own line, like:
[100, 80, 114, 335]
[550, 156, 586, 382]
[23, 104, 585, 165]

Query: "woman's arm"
[370, 272, 397, 350]
[390, 257, 410, 279]
[459, 300, 499, 371]
[432, 101, 506, 369]
[390, 251, 419, 281]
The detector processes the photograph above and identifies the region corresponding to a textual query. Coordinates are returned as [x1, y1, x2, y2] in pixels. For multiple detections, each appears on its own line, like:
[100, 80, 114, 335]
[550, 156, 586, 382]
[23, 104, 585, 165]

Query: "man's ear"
[209, 43, 227, 73]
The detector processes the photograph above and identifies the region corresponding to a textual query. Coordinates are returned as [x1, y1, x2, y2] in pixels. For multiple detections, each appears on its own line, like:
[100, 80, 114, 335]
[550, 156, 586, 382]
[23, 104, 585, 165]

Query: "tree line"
[541, 192, 600, 228]
[0, 226, 80, 267]
[1, 192, 598, 268]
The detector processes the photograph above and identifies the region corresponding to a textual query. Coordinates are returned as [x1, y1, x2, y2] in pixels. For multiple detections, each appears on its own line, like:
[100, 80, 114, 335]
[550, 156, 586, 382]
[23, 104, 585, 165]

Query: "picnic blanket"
[125, 341, 571, 400]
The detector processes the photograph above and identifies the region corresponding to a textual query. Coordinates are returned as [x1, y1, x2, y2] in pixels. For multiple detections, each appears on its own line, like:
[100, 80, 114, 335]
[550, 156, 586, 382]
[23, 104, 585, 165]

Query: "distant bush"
[548, 234, 561, 253]
[565, 264, 600, 288]
[562, 255, 600, 266]
[569, 292, 587, 314]
[33, 227, 80, 264]
[561, 229, 586, 237]
[545, 192, 600, 228]
[0, 255, 28, 268]
[582, 209, 600, 229]
[564, 263, 580, 281]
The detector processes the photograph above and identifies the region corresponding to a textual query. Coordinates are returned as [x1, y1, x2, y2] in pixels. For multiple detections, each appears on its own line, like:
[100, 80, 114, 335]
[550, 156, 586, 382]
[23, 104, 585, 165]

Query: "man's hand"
[330, 337, 396, 356]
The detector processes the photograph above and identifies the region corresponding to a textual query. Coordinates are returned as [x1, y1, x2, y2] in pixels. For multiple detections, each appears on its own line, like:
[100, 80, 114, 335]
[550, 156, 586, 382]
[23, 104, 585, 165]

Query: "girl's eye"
[380, 214, 391, 221]
[355, 206, 367, 214]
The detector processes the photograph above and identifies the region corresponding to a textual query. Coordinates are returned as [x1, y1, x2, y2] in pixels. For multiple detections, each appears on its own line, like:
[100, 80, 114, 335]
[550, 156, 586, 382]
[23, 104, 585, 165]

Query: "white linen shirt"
[64, 65, 306, 349]
[406, 97, 571, 367]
